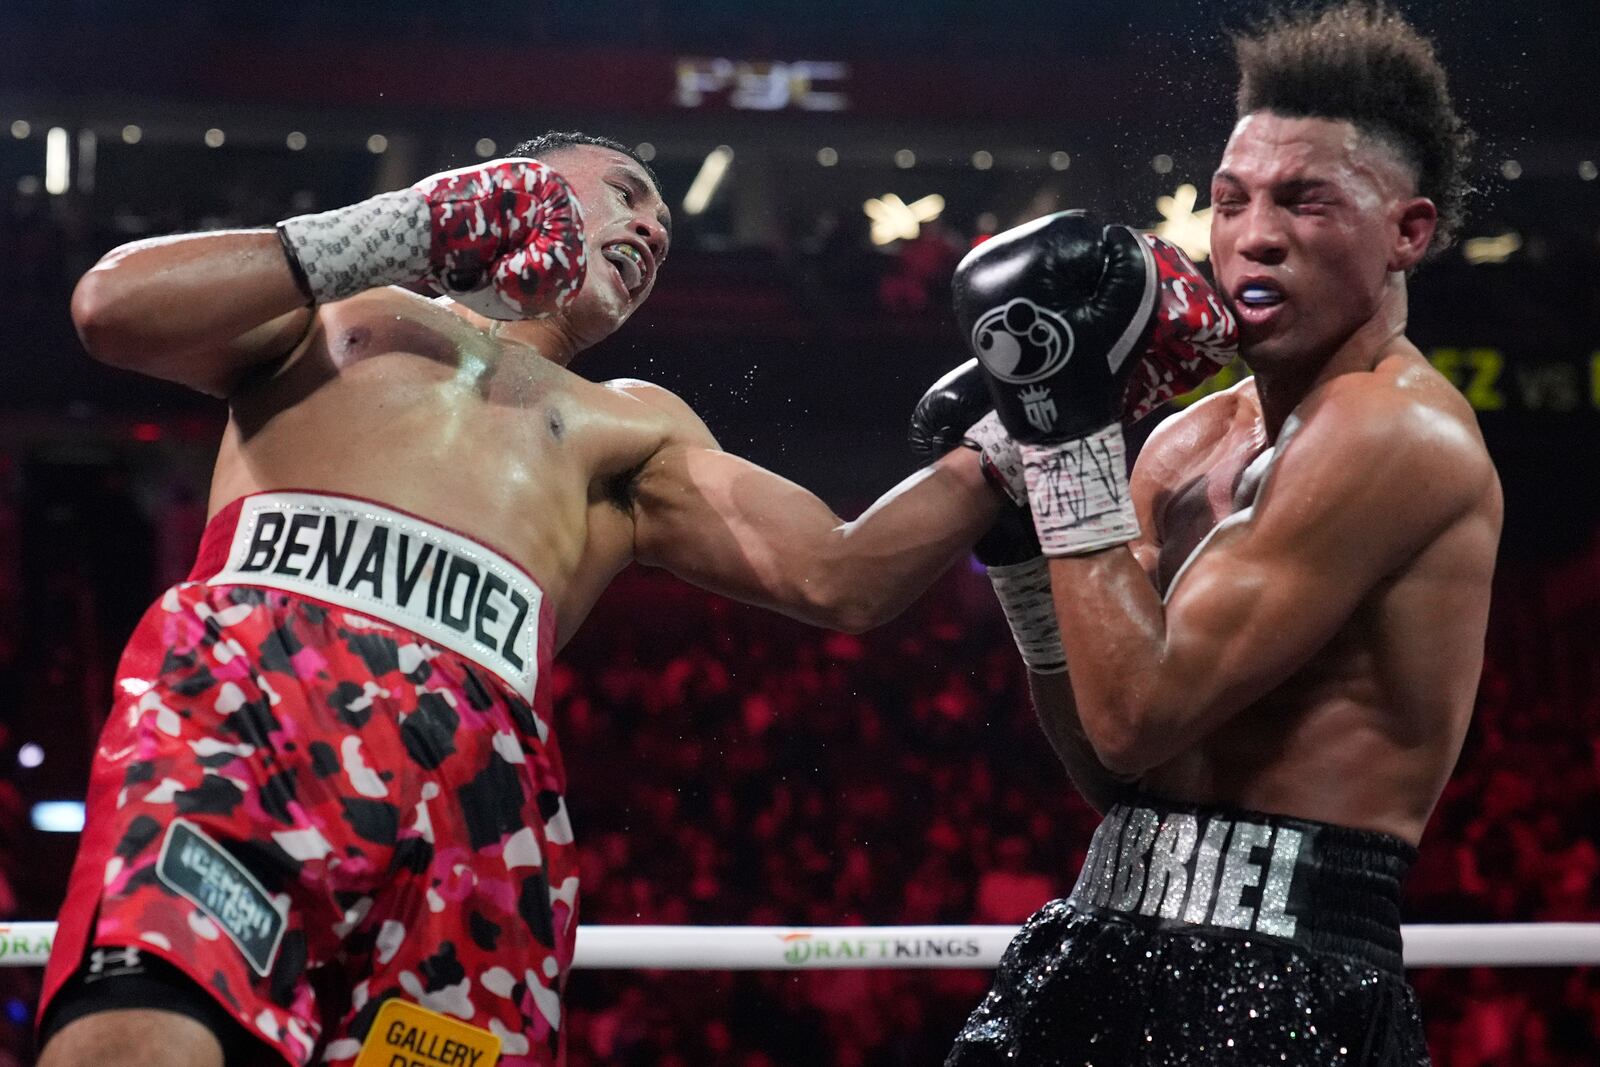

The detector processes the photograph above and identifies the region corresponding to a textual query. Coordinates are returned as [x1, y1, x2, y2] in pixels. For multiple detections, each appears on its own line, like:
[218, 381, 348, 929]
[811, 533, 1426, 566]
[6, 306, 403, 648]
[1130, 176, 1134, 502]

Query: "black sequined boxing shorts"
[949, 796, 1429, 1066]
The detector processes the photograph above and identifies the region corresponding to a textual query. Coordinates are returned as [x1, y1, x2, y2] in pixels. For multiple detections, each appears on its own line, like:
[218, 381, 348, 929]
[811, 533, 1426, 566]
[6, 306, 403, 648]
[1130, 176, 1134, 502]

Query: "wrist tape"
[1021, 423, 1140, 556]
[276, 190, 432, 305]
[987, 556, 1067, 674]
[962, 411, 1026, 506]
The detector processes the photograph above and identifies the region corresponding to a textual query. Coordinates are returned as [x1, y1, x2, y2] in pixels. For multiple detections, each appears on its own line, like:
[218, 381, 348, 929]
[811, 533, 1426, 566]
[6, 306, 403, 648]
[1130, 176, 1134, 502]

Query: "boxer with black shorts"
[950, 4, 1499, 1064]
[36, 126, 1231, 1067]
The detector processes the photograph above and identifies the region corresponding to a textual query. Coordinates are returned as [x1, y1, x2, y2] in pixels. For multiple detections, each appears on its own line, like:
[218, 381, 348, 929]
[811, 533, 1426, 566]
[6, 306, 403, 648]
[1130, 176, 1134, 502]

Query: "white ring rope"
[3, 922, 1599, 970]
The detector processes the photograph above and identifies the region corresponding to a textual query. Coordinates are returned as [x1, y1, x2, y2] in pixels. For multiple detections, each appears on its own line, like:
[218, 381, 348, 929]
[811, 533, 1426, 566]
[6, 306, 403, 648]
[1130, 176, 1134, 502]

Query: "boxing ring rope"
[3, 922, 1600, 970]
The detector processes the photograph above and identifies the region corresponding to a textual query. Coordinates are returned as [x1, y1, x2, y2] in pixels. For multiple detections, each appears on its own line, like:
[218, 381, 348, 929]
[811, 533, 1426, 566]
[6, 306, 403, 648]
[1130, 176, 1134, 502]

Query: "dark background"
[0, 1, 1597, 1063]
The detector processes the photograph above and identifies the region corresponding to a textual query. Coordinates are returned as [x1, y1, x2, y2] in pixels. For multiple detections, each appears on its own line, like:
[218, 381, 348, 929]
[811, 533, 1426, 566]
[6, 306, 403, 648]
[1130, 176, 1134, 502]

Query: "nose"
[633, 216, 668, 264]
[1233, 200, 1287, 266]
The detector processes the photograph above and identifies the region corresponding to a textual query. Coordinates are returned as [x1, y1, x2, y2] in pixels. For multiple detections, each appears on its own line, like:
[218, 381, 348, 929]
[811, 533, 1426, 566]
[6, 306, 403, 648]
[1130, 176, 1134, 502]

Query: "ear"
[1390, 196, 1438, 272]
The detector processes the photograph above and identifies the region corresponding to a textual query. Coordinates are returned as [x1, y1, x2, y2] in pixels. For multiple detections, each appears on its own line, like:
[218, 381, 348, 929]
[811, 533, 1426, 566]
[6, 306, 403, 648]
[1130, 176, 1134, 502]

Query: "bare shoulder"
[1270, 355, 1499, 540]
[1133, 378, 1259, 486]
[1300, 356, 1493, 489]
[600, 377, 720, 450]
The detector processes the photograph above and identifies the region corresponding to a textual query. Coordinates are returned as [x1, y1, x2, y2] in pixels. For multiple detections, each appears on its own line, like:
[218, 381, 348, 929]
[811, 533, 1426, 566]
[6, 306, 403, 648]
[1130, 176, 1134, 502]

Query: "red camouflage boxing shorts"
[40, 491, 577, 1066]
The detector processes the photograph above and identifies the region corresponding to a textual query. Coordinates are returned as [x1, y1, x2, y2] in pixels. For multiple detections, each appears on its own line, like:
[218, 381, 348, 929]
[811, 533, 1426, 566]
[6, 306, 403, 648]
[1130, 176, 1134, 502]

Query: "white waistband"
[209, 492, 542, 701]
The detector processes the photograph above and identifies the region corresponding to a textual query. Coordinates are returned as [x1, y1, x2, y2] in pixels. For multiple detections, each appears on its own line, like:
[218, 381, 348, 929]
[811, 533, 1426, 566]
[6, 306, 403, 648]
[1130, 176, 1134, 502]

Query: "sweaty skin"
[1033, 113, 1501, 843]
[49, 144, 1000, 1067]
[70, 144, 1000, 653]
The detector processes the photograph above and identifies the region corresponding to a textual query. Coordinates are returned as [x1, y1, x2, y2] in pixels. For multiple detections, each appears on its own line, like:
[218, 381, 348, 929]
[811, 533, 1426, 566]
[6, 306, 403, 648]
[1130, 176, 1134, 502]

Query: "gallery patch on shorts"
[155, 819, 287, 976]
[354, 998, 501, 1067]
[211, 493, 542, 700]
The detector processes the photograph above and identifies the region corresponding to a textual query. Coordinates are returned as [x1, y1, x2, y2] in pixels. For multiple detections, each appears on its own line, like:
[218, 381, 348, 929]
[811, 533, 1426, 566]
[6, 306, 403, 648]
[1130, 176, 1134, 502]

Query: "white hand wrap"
[276, 190, 431, 304]
[987, 556, 1067, 674]
[962, 411, 1027, 506]
[1021, 423, 1140, 556]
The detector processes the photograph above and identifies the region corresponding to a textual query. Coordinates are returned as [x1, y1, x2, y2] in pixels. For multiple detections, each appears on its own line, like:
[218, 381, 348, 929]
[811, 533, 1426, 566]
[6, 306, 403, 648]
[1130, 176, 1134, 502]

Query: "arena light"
[682, 145, 733, 216]
[30, 801, 85, 833]
[204, 127, 225, 148]
[44, 127, 69, 195]
[864, 193, 945, 246]
[1500, 159, 1521, 180]
[11, 120, 31, 139]
[1462, 231, 1521, 265]
[121, 124, 142, 144]
[894, 148, 916, 169]
[1579, 160, 1597, 181]
[286, 131, 307, 151]
[1049, 151, 1071, 171]
[634, 141, 656, 162]
[816, 147, 838, 167]
[1152, 183, 1212, 261]
[17, 743, 43, 769]
[972, 150, 994, 171]
[366, 134, 388, 154]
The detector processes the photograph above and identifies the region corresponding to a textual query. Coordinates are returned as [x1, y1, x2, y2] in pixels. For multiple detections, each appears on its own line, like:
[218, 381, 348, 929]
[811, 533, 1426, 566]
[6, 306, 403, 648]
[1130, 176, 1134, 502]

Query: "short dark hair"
[1233, 1, 1473, 255]
[509, 131, 663, 199]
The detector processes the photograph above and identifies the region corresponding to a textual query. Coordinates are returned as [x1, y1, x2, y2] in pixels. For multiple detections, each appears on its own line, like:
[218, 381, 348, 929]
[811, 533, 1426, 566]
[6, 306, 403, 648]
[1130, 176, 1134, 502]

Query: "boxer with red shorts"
[39, 120, 1233, 1064]
[43, 493, 573, 1065]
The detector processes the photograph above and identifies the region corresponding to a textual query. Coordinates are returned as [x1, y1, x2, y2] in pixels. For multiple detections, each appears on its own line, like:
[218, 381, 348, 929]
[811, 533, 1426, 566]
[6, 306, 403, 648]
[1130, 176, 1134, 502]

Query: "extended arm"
[632, 437, 999, 633]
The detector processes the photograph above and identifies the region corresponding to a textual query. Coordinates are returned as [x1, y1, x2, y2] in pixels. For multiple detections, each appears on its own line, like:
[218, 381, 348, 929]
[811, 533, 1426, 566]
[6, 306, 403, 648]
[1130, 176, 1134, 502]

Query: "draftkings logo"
[0, 926, 53, 963]
[778, 932, 982, 966]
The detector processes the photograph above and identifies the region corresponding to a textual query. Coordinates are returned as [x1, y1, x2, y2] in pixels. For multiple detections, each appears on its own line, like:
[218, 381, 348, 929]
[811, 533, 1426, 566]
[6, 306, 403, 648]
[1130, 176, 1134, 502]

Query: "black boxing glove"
[909, 358, 1035, 562]
[954, 211, 1237, 556]
[909, 361, 1064, 673]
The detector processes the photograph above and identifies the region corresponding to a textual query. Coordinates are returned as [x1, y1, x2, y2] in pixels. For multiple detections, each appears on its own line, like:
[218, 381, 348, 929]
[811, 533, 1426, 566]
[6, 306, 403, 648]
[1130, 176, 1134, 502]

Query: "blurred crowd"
[0, 489, 1597, 1064]
[4, 112, 1600, 1067]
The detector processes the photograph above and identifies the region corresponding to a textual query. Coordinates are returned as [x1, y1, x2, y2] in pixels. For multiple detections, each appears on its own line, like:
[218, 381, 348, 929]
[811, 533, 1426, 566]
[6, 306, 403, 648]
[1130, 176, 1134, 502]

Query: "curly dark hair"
[1234, 1, 1474, 254]
[510, 131, 663, 199]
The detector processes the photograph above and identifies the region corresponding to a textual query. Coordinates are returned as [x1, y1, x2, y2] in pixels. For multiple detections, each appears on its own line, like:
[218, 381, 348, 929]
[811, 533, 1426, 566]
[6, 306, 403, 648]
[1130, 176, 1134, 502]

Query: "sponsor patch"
[354, 998, 501, 1067]
[155, 819, 287, 976]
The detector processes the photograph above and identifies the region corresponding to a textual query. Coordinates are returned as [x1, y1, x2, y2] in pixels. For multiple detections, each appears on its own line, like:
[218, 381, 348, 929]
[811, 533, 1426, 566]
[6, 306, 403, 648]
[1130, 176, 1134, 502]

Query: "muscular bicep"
[631, 442, 836, 591]
[72, 230, 318, 398]
[1154, 392, 1487, 727]
[631, 430, 997, 631]
[603, 379, 842, 612]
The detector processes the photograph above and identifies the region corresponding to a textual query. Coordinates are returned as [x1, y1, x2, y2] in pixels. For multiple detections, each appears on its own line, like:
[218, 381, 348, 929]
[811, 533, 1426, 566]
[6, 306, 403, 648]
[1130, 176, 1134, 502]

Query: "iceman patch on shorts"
[155, 819, 287, 976]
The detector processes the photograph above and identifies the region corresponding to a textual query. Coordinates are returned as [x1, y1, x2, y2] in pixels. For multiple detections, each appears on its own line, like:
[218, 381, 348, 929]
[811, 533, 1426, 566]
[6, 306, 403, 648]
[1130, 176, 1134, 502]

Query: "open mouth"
[601, 242, 647, 296]
[1234, 280, 1286, 310]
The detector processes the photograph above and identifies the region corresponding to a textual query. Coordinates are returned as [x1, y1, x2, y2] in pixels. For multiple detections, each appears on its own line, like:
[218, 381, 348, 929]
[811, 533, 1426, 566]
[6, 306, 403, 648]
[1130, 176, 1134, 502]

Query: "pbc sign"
[675, 58, 848, 111]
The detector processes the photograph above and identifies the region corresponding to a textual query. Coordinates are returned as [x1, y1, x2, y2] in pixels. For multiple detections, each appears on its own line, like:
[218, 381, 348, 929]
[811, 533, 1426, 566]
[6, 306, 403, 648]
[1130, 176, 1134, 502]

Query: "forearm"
[639, 447, 1000, 632]
[1048, 548, 1194, 774]
[1026, 669, 1135, 813]
[72, 231, 309, 367]
[821, 454, 1002, 627]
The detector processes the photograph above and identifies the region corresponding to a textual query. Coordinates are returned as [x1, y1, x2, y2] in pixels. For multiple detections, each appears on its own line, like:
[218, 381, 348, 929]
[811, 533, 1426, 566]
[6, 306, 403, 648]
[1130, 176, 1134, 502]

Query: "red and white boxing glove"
[276, 158, 586, 320]
[1121, 233, 1239, 423]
